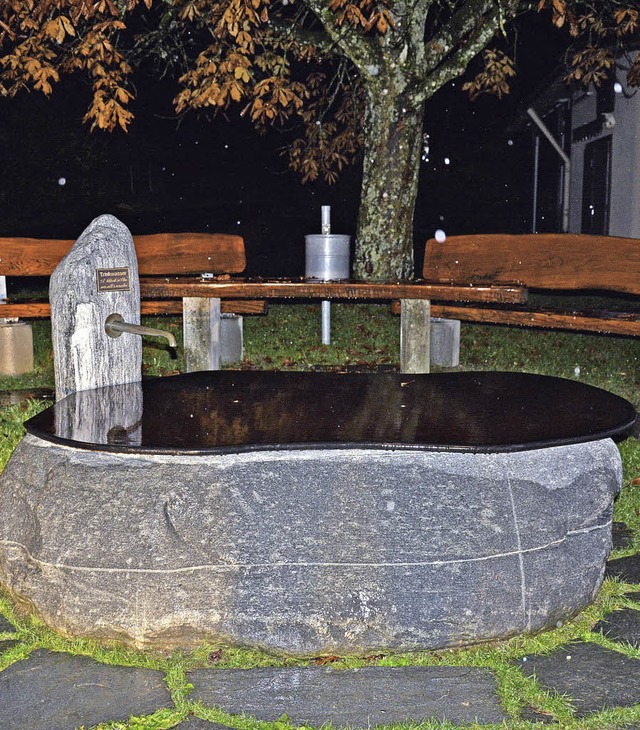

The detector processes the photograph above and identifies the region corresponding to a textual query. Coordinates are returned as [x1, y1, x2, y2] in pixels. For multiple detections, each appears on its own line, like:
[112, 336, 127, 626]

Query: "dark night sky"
[0, 11, 570, 277]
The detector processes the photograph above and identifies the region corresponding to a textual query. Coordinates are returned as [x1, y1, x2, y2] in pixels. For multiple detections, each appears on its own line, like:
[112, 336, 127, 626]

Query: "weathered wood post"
[49, 215, 142, 400]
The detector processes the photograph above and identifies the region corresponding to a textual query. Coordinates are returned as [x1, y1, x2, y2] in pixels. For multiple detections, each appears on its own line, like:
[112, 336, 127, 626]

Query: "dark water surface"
[26, 371, 637, 455]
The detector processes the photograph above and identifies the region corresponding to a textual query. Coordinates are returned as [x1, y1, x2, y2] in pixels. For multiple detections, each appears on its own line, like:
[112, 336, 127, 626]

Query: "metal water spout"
[105, 313, 177, 349]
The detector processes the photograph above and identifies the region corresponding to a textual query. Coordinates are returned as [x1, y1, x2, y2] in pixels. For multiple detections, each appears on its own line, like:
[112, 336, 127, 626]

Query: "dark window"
[597, 80, 615, 115]
[581, 135, 612, 235]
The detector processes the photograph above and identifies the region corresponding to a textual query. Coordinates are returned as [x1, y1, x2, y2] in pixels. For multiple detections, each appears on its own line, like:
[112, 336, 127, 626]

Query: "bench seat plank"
[0, 299, 267, 318]
[428, 304, 640, 337]
[139, 277, 526, 303]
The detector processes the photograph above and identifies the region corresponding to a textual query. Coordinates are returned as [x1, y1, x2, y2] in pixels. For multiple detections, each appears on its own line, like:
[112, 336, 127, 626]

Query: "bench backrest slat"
[423, 233, 640, 295]
[0, 232, 245, 276]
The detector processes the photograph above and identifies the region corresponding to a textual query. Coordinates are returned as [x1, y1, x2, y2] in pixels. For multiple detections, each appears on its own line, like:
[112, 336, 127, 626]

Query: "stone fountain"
[0, 215, 635, 656]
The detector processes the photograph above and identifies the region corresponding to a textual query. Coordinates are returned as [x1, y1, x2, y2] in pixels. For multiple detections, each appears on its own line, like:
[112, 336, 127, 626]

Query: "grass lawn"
[0, 303, 639, 729]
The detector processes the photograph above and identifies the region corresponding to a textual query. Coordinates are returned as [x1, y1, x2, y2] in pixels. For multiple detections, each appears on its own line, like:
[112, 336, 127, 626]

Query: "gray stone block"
[220, 314, 243, 365]
[612, 521, 634, 551]
[0, 321, 33, 376]
[430, 317, 460, 367]
[516, 642, 640, 715]
[606, 553, 640, 583]
[0, 434, 621, 655]
[0, 649, 171, 730]
[188, 665, 507, 726]
[0, 614, 14, 633]
[594, 608, 640, 647]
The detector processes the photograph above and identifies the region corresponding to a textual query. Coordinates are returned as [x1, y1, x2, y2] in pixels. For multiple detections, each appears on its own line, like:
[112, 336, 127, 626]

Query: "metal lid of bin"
[25, 370, 637, 455]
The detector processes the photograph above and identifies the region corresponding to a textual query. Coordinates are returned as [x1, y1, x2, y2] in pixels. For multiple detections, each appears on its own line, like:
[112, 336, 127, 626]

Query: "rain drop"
[434, 229, 446, 243]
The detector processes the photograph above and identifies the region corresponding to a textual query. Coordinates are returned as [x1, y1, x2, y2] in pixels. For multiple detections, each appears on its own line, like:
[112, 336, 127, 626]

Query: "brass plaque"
[96, 268, 131, 292]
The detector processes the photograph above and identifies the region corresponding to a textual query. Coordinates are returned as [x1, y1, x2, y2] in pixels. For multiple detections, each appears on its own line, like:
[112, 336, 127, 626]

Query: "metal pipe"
[105, 313, 177, 349]
[321, 300, 331, 345]
[532, 133, 540, 233]
[527, 107, 571, 232]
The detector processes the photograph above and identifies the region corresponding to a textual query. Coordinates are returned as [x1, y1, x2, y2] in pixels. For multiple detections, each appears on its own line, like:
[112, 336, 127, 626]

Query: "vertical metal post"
[532, 134, 540, 233]
[527, 107, 571, 232]
[321, 300, 331, 345]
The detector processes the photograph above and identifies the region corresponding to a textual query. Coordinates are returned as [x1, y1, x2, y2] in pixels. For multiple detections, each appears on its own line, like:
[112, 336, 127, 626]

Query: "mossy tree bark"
[353, 87, 423, 280]
[305, 0, 523, 281]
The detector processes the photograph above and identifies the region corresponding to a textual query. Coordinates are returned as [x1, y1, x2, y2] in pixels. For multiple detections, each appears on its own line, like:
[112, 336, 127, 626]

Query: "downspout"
[532, 133, 540, 233]
[527, 107, 571, 232]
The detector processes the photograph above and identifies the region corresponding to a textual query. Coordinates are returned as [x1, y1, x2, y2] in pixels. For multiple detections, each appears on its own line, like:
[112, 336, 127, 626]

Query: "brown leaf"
[208, 649, 224, 664]
[314, 655, 339, 665]
[631, 477, 640, 486]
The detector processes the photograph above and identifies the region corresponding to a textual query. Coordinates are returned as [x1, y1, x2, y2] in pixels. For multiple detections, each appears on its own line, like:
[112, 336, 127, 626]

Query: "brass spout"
[105, 313, 177, 349]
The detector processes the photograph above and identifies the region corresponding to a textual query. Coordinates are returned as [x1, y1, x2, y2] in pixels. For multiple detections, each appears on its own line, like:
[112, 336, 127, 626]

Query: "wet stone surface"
[606, 554, 640, 583]
[516, 642, 640, 715]
[613, 522, 634, 551]
[0, 649, 171, 730]
[188, 665, 507, 726]
[593, 608, 640, 647]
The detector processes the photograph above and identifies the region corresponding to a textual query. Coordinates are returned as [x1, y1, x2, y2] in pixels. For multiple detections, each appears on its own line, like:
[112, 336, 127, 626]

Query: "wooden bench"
[416, 233, 640, 337]
[0, 231, 266, 367]
[139, 276, 527, 373]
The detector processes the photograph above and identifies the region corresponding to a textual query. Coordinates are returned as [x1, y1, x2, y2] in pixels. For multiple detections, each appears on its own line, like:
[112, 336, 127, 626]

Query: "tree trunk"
[353, 86, 424, 281]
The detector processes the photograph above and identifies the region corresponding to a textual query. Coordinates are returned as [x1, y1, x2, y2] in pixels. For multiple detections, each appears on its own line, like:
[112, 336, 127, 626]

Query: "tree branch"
[411, 0, 522, 103]
[301, 0, 382, 75]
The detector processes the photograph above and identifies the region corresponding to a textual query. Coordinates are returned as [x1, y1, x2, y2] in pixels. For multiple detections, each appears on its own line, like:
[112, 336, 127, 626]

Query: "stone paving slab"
[516, 642, 640, 716]
[188, 665, 507, 727]
[606, 554, 640, 583]
[520, 706, 556, 724]
[176, 719, 230, 729]
[0, 614, 15, 634]
[613, 522, 634, 551]
[0, 649, 172, 730]
[594, 608, 640, 647]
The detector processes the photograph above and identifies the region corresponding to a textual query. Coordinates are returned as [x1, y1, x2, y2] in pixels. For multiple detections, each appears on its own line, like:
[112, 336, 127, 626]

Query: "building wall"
[567, 75, 640, 237]
[609, 81, 640, 237]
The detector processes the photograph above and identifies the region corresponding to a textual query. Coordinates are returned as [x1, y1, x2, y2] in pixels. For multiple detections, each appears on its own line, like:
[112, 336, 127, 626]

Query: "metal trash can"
[305, 234, 351, 281]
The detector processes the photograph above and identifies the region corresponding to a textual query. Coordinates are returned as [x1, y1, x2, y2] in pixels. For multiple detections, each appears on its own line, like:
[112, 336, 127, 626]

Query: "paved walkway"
[1, 527, 640, 729]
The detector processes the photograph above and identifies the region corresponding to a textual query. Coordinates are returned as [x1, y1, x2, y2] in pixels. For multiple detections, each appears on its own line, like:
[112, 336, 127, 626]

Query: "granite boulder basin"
[0, 371, 635, 655]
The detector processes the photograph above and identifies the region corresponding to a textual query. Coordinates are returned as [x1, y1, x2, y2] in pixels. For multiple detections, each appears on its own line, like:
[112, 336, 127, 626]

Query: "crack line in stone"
[567, 521, 612, 536]
[0, 536, 573, 574]
[505, 473, 527, 630]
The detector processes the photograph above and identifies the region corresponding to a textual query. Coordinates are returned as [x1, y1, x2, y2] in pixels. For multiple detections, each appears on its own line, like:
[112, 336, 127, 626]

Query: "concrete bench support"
[400, 299, 431, 373]
[184, 297, 221, 372]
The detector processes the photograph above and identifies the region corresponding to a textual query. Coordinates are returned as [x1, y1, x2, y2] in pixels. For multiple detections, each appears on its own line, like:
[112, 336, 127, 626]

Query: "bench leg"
[221, 313, 244, 365]
[183, 297, 221, 372]
[400, 299, 431, 373]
